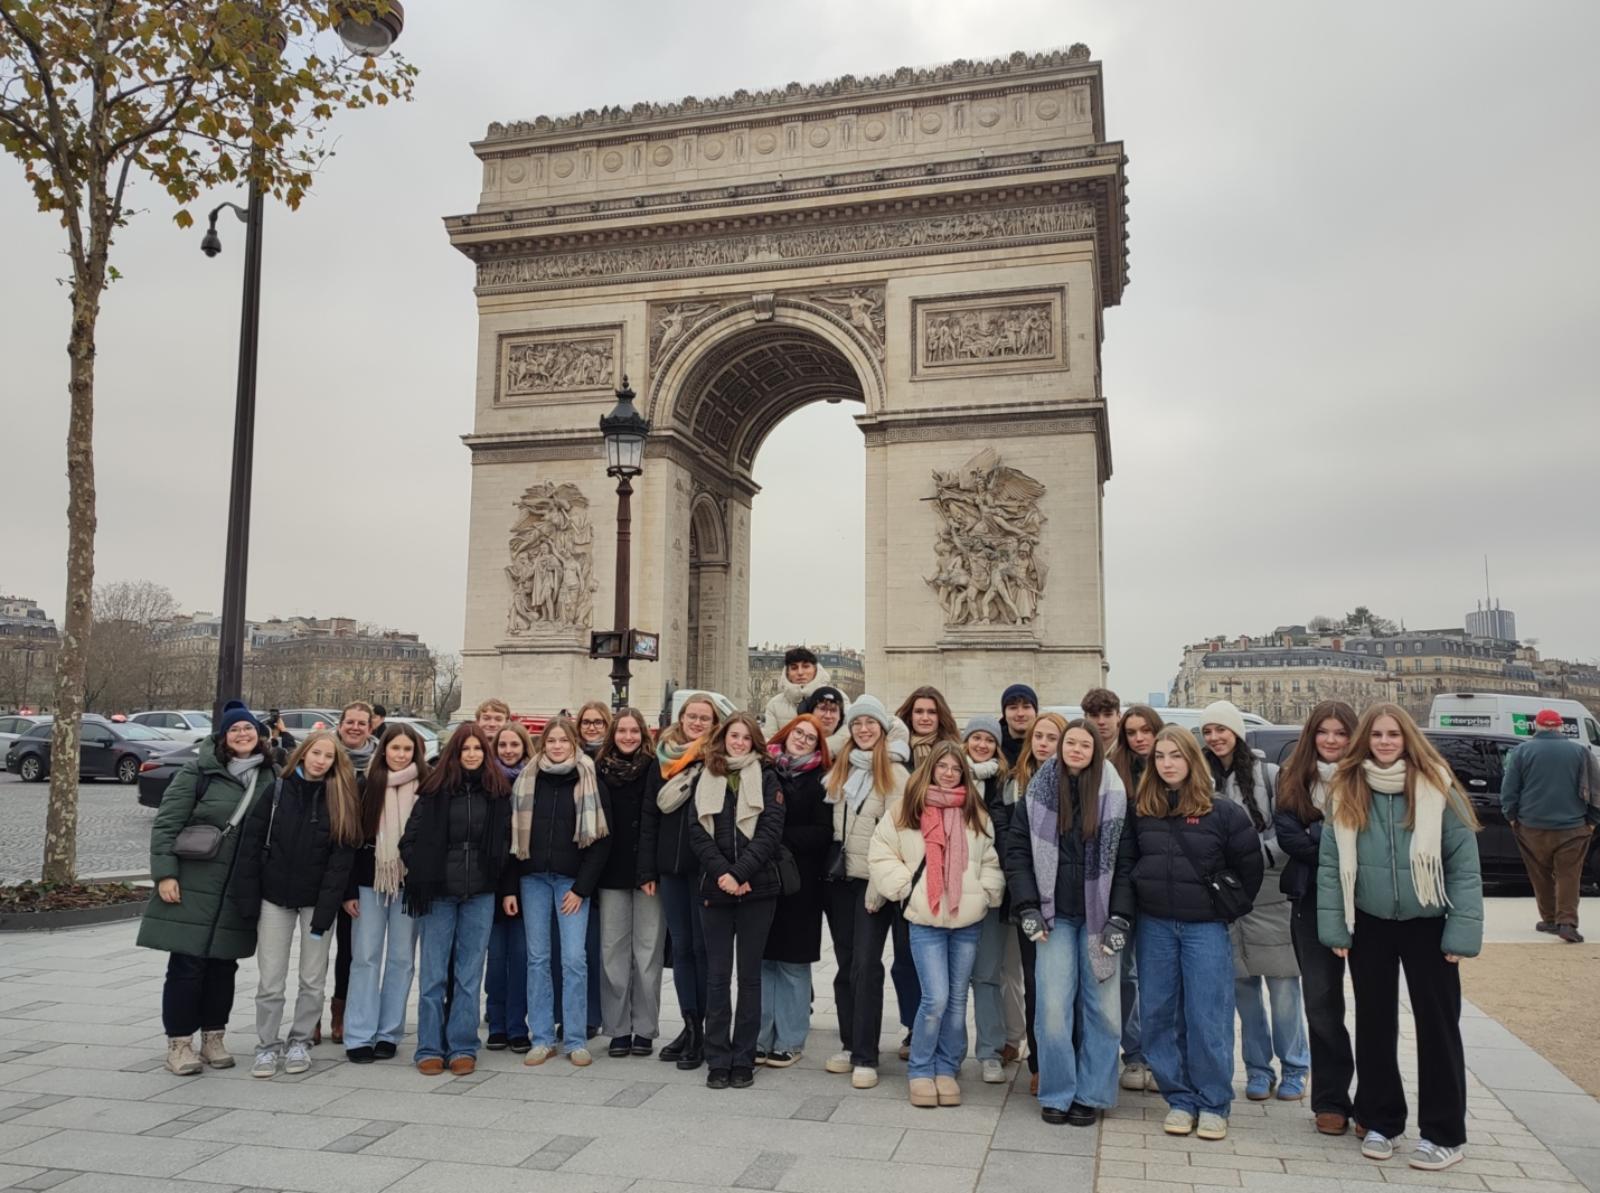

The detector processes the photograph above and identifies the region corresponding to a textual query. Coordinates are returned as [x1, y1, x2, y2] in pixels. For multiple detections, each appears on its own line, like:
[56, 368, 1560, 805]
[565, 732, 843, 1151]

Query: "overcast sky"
[4, 1, 1597, 705]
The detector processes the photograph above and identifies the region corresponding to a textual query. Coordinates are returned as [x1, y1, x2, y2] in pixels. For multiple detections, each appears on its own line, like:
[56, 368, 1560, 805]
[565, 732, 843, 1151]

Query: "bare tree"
[2, 2, 415, 881]
[433, 652, 463, 723]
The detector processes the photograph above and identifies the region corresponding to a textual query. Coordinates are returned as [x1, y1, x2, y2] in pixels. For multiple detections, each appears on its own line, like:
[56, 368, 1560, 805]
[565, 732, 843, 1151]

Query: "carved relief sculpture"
[807, 287, 886, 358]
[649, 299, 731, 363]
[506, 482, 598, 634]
[924, 302, 1052, 365]
[924, 449, 1048, 628]
[504, 336, 615, 396]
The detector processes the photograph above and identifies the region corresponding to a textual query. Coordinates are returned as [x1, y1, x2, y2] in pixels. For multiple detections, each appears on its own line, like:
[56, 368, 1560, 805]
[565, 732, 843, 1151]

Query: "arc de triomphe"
[446, 46, 1130, 719]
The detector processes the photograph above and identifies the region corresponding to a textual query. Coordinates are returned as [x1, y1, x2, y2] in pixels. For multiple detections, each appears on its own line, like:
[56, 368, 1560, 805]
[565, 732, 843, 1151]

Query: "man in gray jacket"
[1501, 709, 1600, 943]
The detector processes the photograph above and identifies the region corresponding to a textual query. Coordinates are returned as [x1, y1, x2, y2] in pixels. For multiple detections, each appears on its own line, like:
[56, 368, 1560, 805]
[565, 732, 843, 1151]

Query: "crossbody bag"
[1169, 816, 1252, 922]
[172, 769, 261, 861]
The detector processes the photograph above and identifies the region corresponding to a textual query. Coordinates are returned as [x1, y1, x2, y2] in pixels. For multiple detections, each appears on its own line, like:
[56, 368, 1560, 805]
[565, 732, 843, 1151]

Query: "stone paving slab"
[0, 918, 1592, 1193]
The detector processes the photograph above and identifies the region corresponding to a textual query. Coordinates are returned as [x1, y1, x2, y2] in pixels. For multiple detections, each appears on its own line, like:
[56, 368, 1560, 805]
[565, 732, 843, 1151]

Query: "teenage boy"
[762, 647, 832, 735]
[1081, 688, 1121, 751]
[999, 683, 1038, 766]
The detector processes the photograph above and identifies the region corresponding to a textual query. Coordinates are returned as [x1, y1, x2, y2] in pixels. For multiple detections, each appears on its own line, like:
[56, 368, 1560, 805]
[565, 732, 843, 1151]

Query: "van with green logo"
[1429, 693, 1600, 760]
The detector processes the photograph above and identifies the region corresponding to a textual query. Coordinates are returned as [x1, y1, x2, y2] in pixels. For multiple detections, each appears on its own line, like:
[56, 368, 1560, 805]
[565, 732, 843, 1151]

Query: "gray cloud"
[3, 1, 1595, 709]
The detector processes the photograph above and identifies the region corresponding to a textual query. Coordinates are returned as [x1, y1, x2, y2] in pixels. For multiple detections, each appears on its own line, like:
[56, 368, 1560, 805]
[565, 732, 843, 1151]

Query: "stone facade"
[449, 47, 1130, 721]
[0, 595, 58, 711]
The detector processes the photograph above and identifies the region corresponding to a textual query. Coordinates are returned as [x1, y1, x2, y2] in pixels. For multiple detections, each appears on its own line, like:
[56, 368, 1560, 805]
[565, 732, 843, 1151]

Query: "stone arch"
[685, 492, 729, 692]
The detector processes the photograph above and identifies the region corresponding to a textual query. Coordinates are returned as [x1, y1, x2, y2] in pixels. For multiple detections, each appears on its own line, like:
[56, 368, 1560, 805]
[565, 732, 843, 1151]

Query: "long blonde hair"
[825, 715, 900, 802]
[1134, 727, 1215, 819]
[1328, 703, 1480, 833]
[896, 741, 989, 833]
[1012, 712, 1068, 797]
[282, 729, 363, 846]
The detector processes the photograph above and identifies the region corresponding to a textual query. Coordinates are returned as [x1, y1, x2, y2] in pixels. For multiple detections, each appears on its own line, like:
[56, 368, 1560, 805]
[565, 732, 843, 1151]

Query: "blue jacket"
[1501, 731, 1600, 830]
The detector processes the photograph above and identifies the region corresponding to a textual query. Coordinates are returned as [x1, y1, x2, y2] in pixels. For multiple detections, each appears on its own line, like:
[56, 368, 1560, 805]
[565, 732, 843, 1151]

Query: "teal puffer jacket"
[1315, 791, 1483, 958]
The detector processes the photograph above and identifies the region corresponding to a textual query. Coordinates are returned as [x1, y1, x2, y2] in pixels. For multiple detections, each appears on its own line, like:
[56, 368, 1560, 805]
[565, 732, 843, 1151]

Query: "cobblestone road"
[0, 773, 154, 884]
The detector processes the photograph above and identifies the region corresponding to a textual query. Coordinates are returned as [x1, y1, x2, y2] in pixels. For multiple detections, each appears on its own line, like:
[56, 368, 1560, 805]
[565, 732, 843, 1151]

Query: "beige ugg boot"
[165, 1036, 202, 1076]
[198, 1030, 234, 1069]
[935, 1075, 961, 1106]
[909, 1078, 938, 1108]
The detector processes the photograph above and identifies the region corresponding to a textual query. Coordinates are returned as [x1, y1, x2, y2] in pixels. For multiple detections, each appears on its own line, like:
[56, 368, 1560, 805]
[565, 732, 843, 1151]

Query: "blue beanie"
[217, 699, 264, 737]
[1000, 684, 1038, 713]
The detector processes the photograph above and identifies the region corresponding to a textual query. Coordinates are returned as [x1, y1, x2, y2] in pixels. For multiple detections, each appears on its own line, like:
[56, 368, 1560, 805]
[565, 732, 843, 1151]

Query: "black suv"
[1246, 727, 1600, 890]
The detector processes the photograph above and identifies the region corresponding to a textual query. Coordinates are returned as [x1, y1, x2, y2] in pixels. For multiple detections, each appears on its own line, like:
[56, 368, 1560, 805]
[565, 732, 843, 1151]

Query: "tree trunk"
[41, 279, 103, 885]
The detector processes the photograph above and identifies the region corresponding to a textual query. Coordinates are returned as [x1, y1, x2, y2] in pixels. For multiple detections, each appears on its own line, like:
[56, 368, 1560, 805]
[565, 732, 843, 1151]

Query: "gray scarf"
[227, 753, 266, 780]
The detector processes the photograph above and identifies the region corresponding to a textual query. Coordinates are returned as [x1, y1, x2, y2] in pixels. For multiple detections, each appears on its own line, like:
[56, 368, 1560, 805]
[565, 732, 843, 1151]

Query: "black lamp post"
[597, 377, 650, 711]
[202, 4, 406, 718]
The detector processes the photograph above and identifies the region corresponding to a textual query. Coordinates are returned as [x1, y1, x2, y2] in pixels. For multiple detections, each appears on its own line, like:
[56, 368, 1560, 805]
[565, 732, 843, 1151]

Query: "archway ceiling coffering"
[674, 330, 865, 472]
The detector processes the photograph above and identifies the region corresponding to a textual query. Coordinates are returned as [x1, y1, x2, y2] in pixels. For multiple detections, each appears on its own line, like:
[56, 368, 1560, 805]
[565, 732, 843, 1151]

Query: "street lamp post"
[598, 378, 650, 711]
[200, 4, 406, 719]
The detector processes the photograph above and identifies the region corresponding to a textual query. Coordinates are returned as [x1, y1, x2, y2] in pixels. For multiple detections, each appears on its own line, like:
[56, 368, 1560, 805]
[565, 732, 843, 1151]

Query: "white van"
[1429, 692, 1600, 758]
[1042, 705, 1272, 730]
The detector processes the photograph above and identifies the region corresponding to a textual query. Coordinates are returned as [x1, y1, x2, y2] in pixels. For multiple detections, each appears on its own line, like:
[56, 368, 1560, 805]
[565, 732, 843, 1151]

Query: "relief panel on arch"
[911, 286, 1067, 380]
[494, 325, 623, 405]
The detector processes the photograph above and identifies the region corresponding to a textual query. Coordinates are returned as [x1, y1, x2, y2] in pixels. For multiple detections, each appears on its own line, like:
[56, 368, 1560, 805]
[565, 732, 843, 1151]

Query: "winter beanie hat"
[843, 694, 893, 733]
[217, 700, 264, 737]
[1199, 700, 1249, 743]
[800, 686, 846, 715]
[1000, 683, 1039, 713]
[963, 715, 1005, 746]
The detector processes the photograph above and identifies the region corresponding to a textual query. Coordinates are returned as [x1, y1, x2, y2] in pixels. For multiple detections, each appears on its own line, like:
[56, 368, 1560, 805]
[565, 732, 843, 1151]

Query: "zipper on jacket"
[1386, 793, 1399, 919]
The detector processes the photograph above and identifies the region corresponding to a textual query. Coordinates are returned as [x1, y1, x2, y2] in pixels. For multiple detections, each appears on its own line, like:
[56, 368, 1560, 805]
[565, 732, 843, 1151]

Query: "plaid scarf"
[510, 752, 608, 860]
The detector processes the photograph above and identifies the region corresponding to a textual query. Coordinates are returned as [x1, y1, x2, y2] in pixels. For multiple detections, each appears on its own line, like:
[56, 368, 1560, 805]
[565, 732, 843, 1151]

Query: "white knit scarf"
[829, 739, 910, 812]
[694, 752, 766, 840]
[373, 763, 419, 898]
[967, 757, 1000, 783]
[1310, 760, 1336, 813]
[1333, 759, 1452, 937]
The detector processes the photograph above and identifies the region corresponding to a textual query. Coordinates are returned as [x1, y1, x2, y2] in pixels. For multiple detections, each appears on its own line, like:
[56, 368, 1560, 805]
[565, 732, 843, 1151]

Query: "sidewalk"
[0, 919, 1592, 1193]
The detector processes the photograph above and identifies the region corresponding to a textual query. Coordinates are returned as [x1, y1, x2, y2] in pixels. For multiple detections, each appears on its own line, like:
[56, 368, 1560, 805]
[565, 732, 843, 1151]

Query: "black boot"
[676, 1014, 705, 1071]
[658, 1023, 692, 1063]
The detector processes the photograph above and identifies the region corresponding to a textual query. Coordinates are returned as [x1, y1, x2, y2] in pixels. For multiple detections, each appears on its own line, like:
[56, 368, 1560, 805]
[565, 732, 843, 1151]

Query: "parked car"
[387, 717, 442, 763]
[1245, 726, 1600, 890]
[5, 715, 191, 785]
[127, 709, 213, 744]
[137, 742, 198, 809]
[276, 708, 342, 734]
[0, 713, 49, 756]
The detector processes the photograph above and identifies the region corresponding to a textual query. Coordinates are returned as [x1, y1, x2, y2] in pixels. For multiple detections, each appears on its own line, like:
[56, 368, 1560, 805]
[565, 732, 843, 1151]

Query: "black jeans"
[824, 879, 858, 1052]
[1016, 926, 1040, 1074]
[162, 953, 239, 1037]
[702, 896, 777, 1070]
[1349, 911, 1467, 1148]
[848, 880, 908, 1068]
[333, 905, 353, 1001]
[1291, 895, 1354, 1117]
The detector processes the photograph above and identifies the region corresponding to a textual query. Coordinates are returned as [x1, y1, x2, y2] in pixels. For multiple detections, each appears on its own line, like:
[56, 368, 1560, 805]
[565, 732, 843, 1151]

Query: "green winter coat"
[1315, 790, 1483, 958]
[137, 740, 273, 960]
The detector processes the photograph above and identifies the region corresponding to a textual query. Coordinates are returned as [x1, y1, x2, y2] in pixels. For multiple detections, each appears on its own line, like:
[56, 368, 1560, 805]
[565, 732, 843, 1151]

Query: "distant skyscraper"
[1466, 602, 1516, 643]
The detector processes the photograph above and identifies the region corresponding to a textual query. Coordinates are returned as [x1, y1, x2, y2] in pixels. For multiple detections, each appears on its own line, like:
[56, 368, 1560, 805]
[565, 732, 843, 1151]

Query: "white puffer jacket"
[867, 811, 1004, 929]
[761, 666, 834, 736]
[830, 764, 908, 883]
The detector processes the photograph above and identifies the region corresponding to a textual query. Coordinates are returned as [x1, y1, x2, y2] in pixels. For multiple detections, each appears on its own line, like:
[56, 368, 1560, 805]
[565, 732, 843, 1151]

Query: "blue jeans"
[484, 913, 528, 1039]
[1137, 916, 1236, 1117]
[1236, 974, 1310, 1084]
[659, 872, 708, 1017]
[1034, 917, 1122, 1112]
[907, 922, 981, 1080]
[344, 886, 416, 1049]
[415, 894, 493, 1062]
[758, 960, 812, 1052]
[970, 908, 1007, 1062]
[1120, 944, 1143, 1065]
[521, 873, 591, 1052]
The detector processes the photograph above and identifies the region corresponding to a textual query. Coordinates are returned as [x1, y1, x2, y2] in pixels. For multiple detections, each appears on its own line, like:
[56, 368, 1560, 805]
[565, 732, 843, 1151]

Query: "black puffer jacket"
[596, 753, 653, 891]
[1003, 775, 1137, 925]
[400, 769, 511, 915]
[499, 765, 614, 899]
[764, 761, 833, 963]
[1130, 793, 1264, 922]
[687, 765, 786, 905]
[637, 764, 702, 882]
[242, 770, 355, 935]
[1274, 808, 1322, 902]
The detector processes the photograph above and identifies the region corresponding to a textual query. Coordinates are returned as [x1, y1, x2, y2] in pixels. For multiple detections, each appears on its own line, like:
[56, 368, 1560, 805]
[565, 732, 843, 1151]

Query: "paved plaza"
[0, 915, 1595, 1193]
[0, 775, 153, 885]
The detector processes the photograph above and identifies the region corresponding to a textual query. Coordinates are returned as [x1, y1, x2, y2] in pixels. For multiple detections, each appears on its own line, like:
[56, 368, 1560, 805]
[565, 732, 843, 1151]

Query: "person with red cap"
[1500, 709, 1600, 943]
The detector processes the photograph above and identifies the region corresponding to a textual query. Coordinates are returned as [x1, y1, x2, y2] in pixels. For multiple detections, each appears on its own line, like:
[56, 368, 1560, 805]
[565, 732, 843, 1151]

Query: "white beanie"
[1199, 700, 1248, 743]
[843, 694, 892, 733]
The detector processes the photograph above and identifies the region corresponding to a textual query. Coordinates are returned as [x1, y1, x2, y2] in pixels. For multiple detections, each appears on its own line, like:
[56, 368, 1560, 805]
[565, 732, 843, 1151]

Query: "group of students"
[139, 648, 1485, 1173]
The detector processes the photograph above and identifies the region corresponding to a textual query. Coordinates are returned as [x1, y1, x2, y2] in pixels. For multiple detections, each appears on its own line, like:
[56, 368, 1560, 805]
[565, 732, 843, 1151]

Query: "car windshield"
[186, 712, 212, 726]
[117, 723, 171, 741]
[23, 723, 51, 739]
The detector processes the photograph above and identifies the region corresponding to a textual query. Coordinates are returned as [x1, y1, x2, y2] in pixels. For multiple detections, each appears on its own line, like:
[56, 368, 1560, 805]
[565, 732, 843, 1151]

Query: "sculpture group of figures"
[505, 339, 614, 395]
[924, 302, 1052, 364]
[924, 448, 1048, 627]
[506, 482, 598, 633]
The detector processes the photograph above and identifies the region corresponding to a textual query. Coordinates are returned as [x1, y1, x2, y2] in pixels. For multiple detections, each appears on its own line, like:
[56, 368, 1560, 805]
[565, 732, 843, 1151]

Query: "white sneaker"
[1120, 1062, 1151, 1091]
[824, 1051, 853, 1074]
[1410, 1141, 1463, 1171]
[1163, 1108, 1195, 1135]
[851, 1065, 879, 1089]
[981, 1058, 1006, 1084]
[1196, 1112, 1227, 1141]
[1362, 1130, 1398, 1161]
[251, 1048, 278, 1079]
[283, 1042, 311, 1075]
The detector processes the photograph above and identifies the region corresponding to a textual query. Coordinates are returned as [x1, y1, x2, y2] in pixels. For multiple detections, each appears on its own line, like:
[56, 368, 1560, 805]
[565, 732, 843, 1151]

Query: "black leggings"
[702, 897, 777, 1071]
[161, 953, 239, 1037]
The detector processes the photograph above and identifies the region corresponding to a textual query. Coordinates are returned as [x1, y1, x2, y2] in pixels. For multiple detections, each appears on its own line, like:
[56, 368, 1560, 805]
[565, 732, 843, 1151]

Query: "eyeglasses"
[579, 718, 607, 728]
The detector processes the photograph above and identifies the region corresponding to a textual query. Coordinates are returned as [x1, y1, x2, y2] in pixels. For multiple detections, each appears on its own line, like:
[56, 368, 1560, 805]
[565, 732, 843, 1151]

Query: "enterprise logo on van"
[1438, 714, 1492, 728]
[1509, 712, 1578, 738]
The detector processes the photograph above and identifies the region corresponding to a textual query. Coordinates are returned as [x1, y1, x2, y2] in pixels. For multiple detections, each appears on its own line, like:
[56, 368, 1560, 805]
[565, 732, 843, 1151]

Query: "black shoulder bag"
[1169, 816, 1252, 923]
[824, 802, 850, 883]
